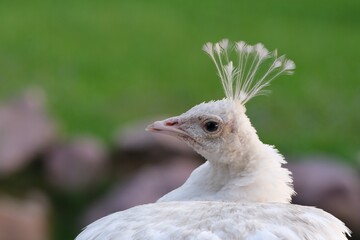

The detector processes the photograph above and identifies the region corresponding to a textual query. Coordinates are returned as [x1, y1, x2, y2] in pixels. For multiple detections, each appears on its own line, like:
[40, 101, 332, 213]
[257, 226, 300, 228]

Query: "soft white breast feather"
[76, 201, 350, 240]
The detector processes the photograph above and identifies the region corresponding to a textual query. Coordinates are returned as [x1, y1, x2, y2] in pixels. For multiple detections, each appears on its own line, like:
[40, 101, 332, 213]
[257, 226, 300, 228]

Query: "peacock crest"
[202, 39, 295, 104]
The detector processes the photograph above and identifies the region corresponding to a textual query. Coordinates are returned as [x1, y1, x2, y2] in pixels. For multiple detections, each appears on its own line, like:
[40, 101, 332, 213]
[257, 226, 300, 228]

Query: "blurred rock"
[115, 120, 202, 173]
[0, 88, 57, 177]
[288, 155, 360, 236]
[45, 136, 108, 192]
[0, 192, 50, 240]
[81, 157, 199, 226]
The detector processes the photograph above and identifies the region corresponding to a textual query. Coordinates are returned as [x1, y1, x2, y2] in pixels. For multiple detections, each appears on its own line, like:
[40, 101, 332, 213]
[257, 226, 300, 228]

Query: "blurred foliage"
[0, 0, 359, 238]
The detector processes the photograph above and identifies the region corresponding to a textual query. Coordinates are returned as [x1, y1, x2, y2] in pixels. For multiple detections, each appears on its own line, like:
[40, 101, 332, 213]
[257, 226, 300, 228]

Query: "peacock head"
[147, 39, 295, 163]
[147, 99, 246, 161]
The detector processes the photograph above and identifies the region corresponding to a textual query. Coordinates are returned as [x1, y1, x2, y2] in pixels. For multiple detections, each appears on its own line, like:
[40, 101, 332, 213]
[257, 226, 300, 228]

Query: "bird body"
[76, 39, 350, 239]
[76, 201, 349, 240]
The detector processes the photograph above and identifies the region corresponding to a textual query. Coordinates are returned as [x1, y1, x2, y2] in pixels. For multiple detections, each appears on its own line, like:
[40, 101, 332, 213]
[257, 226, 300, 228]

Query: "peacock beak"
[146, 117, 189, 138]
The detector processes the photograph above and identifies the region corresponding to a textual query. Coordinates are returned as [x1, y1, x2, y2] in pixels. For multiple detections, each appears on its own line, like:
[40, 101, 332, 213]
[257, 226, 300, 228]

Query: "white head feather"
[203, 39, 295, 104]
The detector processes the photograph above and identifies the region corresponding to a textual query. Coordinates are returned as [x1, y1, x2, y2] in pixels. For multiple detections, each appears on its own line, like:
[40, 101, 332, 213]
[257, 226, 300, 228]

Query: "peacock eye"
[203, 120, 219, 133]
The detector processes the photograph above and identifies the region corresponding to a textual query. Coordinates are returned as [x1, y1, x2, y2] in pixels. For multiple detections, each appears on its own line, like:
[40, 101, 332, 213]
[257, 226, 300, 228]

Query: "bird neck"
[206, 137, 294, 203]
[158, 129, 294, 203]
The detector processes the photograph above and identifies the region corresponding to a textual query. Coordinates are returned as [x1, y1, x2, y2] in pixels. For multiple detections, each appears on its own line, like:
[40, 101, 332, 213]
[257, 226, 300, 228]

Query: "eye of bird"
[203, 120, 220, 133]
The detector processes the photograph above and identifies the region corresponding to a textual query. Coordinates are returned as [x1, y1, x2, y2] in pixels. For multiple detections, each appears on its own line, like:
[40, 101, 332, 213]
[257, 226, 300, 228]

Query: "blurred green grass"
[0, 0, 359, 162]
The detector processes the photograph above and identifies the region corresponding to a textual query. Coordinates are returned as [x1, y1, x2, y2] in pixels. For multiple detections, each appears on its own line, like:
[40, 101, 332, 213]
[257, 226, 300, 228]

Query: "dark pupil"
[204, 121, 219, 132]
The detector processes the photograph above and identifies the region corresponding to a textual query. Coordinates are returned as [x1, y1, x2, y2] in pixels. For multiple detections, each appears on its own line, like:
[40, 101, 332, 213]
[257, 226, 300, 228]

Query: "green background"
[0, 0, 359, 238]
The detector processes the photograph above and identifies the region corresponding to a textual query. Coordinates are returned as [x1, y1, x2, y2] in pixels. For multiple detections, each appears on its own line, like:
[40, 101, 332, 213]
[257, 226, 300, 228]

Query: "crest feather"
[202, 39, 295, 104]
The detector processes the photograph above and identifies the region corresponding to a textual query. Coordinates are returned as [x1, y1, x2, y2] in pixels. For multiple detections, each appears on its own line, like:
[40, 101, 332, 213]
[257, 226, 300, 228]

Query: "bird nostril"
[165, 119, 179, 126]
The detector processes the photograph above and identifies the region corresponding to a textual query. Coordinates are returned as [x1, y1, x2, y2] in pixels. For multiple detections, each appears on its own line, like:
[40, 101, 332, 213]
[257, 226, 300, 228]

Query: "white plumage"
[77, 202, 349, 240]
[155, 99, 294, 204]
[76, 39, 350, 240]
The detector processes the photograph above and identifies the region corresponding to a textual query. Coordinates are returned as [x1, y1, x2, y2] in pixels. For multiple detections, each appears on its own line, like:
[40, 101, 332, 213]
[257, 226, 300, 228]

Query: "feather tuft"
[203, 39, 295, 104]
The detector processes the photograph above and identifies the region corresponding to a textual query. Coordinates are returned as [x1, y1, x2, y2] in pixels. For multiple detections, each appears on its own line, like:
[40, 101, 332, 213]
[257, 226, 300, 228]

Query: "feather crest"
[202, 39, 295, 104]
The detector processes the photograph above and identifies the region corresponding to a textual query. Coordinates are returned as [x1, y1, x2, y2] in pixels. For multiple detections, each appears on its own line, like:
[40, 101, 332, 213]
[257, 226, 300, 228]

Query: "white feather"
[203, 39, 295, 103]
[76, 201, 350, 240]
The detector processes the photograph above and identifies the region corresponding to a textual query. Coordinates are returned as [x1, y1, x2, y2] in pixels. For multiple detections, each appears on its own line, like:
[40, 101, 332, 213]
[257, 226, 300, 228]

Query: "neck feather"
[158, 122, 294, 203]
[207, 139, 294, 203]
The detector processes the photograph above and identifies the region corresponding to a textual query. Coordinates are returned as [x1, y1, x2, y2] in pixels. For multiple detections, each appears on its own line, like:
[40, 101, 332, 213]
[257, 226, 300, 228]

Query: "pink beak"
[146, 117, 188, 137]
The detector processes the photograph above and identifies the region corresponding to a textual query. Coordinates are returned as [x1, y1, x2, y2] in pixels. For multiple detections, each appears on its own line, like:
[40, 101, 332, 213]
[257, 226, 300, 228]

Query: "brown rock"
[44, 136, 108, 192]
[0, 88, 57, 177]
[81, 157, 199, 226]
[288, 155, 360, 236]
[0, 192, 50, 240]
